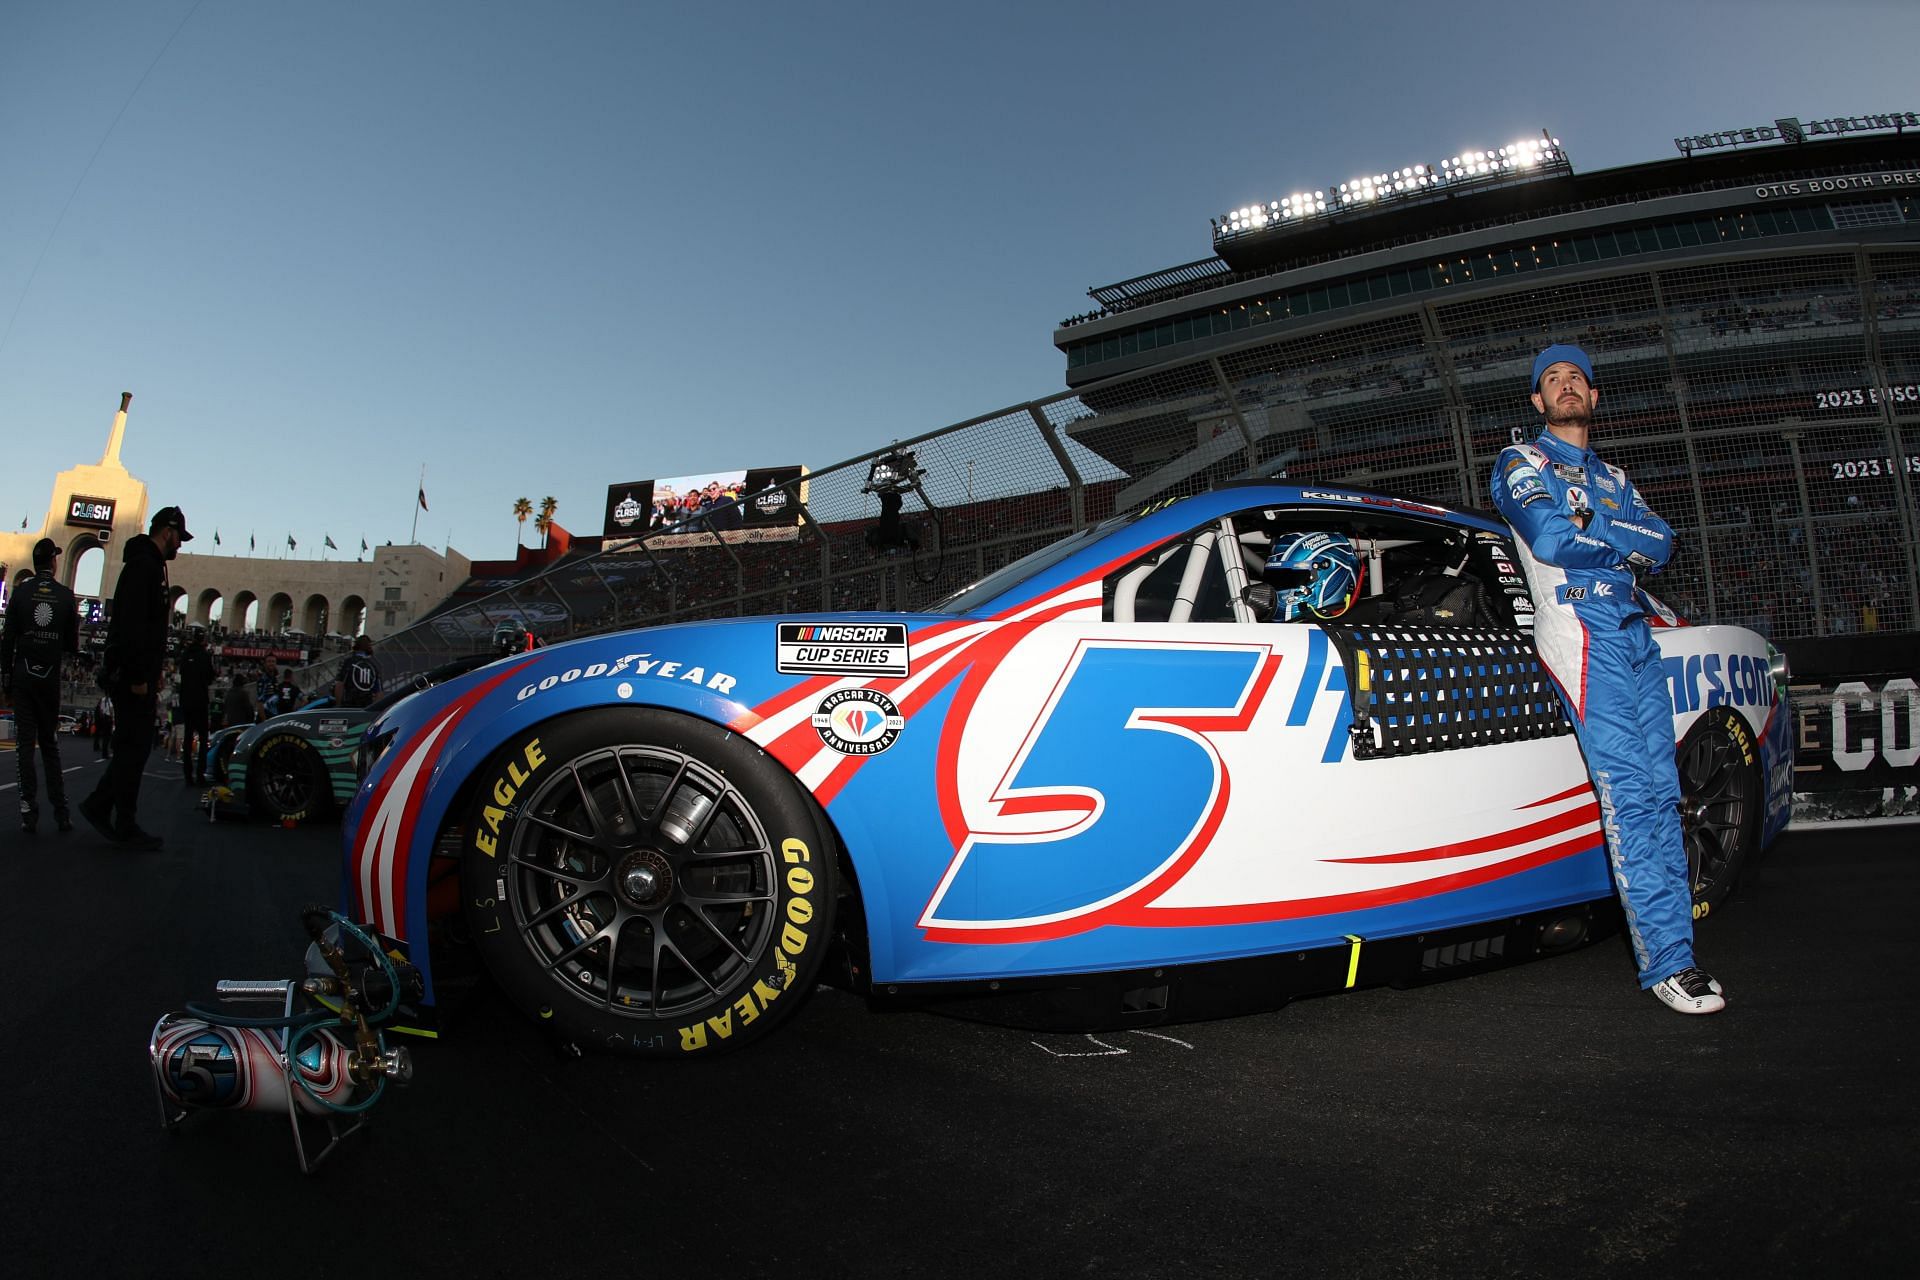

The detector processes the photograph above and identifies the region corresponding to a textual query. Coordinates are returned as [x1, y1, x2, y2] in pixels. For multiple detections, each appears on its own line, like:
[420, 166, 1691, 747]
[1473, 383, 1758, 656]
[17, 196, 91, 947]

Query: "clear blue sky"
[5, 0, 1917, 594]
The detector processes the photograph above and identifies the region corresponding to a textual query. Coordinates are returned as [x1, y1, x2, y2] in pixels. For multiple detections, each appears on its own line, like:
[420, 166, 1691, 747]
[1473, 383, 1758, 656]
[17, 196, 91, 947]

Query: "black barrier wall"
[1781, 632, 1920, 798]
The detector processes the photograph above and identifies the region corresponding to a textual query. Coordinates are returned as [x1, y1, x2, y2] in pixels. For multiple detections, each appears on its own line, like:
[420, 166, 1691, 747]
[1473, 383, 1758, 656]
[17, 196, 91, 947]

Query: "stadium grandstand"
[354, 112, 1919, 685]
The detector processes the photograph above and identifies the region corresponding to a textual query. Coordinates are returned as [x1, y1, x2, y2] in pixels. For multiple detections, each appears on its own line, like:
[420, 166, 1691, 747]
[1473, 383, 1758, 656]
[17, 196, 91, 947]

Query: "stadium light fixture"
[864, 449, 924, 497]
[1215, 131, 1567, 246]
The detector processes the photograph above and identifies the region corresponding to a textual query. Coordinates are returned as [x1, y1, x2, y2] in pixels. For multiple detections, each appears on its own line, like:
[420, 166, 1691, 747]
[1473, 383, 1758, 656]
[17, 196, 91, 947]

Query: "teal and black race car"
[210, 655, 495, 823]
[218, 704, 366, 823]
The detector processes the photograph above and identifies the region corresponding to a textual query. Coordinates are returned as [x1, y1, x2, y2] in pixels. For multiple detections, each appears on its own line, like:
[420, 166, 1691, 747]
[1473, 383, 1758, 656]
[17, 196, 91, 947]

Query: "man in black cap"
[3, 538, 80, 833]
[79, 506, 192, 849]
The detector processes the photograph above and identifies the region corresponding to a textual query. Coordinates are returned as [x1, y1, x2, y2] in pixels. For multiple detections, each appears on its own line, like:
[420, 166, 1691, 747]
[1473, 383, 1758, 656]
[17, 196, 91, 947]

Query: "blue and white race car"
[342, 483, 1792, 1056]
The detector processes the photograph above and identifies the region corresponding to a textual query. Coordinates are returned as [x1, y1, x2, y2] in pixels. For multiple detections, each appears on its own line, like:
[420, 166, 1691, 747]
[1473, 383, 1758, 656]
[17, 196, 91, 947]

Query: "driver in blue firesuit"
[1490, 344, 1725, 1015]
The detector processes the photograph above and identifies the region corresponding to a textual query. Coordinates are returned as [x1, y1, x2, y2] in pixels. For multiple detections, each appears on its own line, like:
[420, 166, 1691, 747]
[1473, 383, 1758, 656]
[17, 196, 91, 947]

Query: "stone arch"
[69, 537, 109, 597]
[11, 568, 33, 594]
[195, 588, 224, 627]
[300, 593, 329, 636]
[337, 594, 368, 636]
[168, 585, 188, 623]
[233, 590, 259, 632]
[267, 592, 294, 632]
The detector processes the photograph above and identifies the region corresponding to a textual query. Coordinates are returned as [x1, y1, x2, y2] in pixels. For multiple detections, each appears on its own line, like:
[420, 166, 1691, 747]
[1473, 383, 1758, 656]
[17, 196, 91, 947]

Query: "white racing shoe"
[1652, 967, 1726, 1015]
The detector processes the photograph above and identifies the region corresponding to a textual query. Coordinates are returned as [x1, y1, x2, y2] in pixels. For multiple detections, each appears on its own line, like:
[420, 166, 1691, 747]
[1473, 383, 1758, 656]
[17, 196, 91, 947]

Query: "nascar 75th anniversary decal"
[812, 688, 905, 755]
[778, 622, 909, 677]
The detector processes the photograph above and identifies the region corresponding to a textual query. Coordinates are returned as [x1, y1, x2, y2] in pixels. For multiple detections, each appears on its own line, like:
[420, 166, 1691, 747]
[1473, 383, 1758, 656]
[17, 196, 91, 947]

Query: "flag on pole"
[287, 533, 297, 550]
[417, 485, 429, 512]
[214, 530, 222, 546]
[249, 533, 255, 552]
[360, 537, 368, 553]
[324, 534, 338, 550]
[17, 516, 25, 530]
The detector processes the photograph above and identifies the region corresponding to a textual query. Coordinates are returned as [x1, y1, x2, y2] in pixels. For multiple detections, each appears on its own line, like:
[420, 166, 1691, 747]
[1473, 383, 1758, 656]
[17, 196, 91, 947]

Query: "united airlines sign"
[1675, 112, 1917, 156]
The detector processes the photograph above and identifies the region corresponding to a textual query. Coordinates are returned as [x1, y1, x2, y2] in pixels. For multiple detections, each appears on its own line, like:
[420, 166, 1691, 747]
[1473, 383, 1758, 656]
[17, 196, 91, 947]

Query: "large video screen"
[603, 465, 806, 548]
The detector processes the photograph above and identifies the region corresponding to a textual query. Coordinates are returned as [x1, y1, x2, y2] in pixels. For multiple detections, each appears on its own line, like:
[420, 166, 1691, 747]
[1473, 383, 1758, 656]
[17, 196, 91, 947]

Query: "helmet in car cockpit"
[491, 619, 531, 655]
[1263, 531, 1360, 621]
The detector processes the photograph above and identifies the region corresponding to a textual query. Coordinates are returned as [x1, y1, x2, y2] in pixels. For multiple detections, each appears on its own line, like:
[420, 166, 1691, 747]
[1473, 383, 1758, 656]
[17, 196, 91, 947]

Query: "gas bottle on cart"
[150, 1016, 361, 1116]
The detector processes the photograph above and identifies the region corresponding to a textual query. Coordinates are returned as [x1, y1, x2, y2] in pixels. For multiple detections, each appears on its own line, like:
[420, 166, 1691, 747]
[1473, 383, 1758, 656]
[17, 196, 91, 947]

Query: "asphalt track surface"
[2, 746, 1915, 1278]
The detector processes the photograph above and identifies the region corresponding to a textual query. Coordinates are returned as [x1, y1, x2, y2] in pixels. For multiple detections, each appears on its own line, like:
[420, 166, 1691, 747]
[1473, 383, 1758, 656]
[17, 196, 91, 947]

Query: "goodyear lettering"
[518, 658, 738, 701]
[474, 738, 547, 857]
[678, 836, 818, 1052]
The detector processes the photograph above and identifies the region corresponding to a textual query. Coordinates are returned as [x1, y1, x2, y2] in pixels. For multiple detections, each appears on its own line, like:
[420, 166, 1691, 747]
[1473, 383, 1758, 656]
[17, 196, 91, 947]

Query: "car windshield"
[924, 507, 1147, 615]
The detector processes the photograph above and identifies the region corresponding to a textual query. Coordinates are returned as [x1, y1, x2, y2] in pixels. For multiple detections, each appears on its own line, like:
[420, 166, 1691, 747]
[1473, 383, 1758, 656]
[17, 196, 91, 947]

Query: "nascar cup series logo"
[811, 688, 904, 756]
[611, 493, 644, 528]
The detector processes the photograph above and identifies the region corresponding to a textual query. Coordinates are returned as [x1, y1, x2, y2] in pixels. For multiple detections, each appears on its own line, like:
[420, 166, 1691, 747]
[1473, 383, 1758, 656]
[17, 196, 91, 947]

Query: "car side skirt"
[856, 896, 1617, 1031]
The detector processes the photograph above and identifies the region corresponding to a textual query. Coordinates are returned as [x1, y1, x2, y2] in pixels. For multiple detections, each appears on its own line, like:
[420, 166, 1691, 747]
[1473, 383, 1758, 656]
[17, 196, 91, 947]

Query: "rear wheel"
[1676, 707, 1762, 921]
[460, 709, 835, 1057]
[248, 733, 329, 822]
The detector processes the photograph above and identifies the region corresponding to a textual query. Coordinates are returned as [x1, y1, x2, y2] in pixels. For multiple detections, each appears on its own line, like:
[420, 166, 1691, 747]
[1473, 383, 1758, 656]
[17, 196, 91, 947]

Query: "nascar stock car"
[212, 656, 494, 823]
[340, 482, 1792, 1057]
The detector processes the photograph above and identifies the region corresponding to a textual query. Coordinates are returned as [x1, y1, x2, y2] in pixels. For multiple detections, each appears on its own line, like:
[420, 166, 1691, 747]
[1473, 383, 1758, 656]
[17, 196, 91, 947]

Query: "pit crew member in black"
[176, 628, 217, 785]
[3, 539, 80, 833]
[333, 635, 381, 707]
[1490, 345, 1723, 1015]
[80, 506, 192, 850]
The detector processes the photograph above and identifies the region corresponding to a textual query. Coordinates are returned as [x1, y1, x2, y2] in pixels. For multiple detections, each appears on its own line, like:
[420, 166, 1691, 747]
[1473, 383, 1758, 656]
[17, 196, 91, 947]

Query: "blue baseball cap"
[1531, 343, 1594, 392]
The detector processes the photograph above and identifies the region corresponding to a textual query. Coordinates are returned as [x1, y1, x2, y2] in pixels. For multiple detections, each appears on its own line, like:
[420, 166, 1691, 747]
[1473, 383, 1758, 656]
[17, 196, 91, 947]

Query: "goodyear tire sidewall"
[1683, 706, 1761, 918]
[250, 733, 324, 822]
[460, 708, 836, 1057]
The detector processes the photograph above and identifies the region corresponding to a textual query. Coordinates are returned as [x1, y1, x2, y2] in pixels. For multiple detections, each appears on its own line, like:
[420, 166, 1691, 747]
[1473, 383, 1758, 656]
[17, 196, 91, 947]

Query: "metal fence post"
[1206, 356, 1260, 477]
[1651, 268, 1720, 623]
[1027, 405, 1086, 531]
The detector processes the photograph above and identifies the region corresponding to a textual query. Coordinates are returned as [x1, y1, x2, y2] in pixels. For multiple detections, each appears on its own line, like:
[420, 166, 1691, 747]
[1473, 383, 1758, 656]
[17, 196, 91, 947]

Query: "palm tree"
[513, 496, 533, 546]
[537, 495, 557, 549]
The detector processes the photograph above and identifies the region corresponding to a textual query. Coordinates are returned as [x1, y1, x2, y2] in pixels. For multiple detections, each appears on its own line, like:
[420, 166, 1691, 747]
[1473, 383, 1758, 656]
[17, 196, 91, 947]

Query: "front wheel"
[248, 733, 329, 822]
[1676, 707, 1762, 921]
[460, 709, 836, 1057]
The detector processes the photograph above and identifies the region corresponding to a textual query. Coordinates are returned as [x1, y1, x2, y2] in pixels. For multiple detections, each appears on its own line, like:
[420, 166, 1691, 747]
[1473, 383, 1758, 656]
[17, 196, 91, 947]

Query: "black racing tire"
[1675, 706, 1763, 922]
[460, 708, 836, 1058]
[248, 733, 329, 823]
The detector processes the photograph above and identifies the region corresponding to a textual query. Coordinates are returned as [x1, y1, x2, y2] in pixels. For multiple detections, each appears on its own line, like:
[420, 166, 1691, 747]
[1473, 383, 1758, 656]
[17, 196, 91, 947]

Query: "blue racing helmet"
[1264, 531, 1360, 620]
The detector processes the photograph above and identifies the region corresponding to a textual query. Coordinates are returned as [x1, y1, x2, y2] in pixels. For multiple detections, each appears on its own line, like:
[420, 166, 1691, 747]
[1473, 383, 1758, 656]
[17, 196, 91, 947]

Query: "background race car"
[213, 655, 496, 823]
[341, 484, 1793, 1057]
[222, 707, 365, 822]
